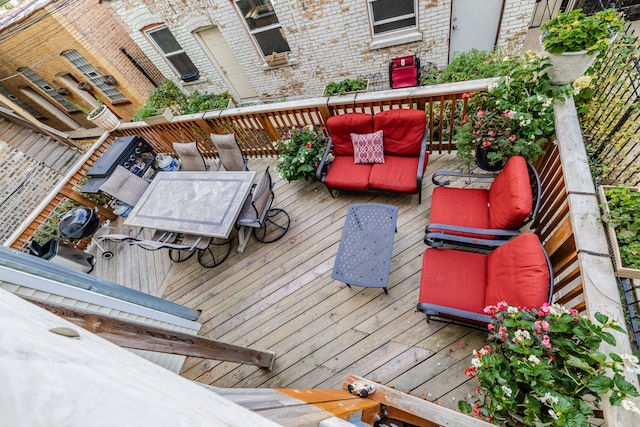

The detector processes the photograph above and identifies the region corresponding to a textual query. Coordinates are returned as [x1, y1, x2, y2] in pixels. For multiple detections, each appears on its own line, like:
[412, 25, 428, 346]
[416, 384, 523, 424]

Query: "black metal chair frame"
[236, 167, 290, 251]
[424, 161, 542, 249]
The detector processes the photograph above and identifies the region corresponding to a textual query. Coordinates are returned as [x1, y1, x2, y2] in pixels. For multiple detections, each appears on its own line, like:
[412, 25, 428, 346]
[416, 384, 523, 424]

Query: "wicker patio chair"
[236, 167, 290, 253]
[172, 141, 209, 171]
[210, 133, 248, 171]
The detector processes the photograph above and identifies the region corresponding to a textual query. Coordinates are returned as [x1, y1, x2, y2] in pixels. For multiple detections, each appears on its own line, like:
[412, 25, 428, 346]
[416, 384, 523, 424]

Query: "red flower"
[305, 143, 312, 148]
[461, 92, 474, 99]
[465, 366, 477, 377]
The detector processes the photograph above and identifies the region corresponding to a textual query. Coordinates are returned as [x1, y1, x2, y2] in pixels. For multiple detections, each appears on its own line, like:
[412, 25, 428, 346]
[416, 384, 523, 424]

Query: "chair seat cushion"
[485, 233, 550, 308]
[429, 186, 491, 234]
[325, 156, 372, 191]
[419, 248, 488, 315]
[488, 156, 533, 229]
[369, 156, 420, 193]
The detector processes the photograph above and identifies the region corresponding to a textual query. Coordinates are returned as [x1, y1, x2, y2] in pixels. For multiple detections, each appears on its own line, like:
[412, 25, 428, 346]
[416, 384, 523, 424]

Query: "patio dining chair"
[172, 141, 209, 171]
[424, 155, 541, 248]
[417, 232, 554, 325]
[98, 165, 150, 207]
[210, 133, 249, 171]
[235, 167, 290, 253]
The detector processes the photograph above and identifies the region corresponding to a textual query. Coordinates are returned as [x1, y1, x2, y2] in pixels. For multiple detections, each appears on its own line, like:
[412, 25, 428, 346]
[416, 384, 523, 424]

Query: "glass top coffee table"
[332, 203, 398, 294]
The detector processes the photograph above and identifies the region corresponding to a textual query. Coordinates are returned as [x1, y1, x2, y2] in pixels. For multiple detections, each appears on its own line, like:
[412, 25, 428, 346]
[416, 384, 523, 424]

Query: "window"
[61, 50, 127, 102]
[18, 68, 76, 112]
[145, 26, 200, 81]
[369, 0, 417, 35]
[235, 0, 290, 58]
[0, 85, 45, 118]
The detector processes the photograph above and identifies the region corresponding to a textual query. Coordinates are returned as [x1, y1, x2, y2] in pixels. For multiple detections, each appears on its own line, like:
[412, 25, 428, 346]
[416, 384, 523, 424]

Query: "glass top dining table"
[123, 171, 256, 238]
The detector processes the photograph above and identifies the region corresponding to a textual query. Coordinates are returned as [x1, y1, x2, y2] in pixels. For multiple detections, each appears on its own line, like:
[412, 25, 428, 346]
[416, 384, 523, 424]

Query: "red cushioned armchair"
[425, 155, 541, 248]
[315, 109, 429, 203]
[417, 233, 554, 324]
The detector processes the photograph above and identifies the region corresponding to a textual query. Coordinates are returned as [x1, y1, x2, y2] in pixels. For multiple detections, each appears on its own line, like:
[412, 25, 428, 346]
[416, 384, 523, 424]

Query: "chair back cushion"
[210, 133, 246, 171]
[374, 109, 425, 156]
[326, 113, 373, 156]
[488, 156, 533, 229]
[99, 165, 149, 207]
[485, 233, 550, 309]
[173, 141, 207, 171]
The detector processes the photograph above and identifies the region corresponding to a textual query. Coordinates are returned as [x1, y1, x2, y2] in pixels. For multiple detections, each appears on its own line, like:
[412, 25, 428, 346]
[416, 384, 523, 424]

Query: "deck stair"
[0, 116, 82, 175]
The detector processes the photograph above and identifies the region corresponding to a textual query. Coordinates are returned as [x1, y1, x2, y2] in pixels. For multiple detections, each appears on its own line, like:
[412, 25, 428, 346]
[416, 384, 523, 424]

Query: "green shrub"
[324, 77, 368, 96]
[180, 91, 233, 114]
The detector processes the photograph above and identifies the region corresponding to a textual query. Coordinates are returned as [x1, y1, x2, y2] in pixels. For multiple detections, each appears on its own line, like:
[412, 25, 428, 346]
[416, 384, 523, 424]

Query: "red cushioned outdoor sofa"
[315, 109, 429, 203]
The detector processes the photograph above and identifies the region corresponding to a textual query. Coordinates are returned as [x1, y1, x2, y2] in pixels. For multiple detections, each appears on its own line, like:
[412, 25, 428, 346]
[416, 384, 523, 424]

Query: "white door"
[449, 0, 503, 60]
[194, 26, 259, 100]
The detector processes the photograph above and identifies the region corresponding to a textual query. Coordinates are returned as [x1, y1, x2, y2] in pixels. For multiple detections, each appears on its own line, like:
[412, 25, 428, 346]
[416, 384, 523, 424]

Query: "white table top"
[124, 171, 256, 238]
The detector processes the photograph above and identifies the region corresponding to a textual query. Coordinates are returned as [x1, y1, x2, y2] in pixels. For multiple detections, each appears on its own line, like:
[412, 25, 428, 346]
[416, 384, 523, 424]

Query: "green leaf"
[458, 400, 473, 413]
[594, 312, 609, 325]
[614, 373, 640, 396]
[588, 375, 614, 394]
[566, 355, 596, 373]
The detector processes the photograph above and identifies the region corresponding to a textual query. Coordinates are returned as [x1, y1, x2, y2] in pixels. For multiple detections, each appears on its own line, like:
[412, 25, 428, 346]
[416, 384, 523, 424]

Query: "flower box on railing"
[599, 185, 640, 279]
[265, 52, 289, 67]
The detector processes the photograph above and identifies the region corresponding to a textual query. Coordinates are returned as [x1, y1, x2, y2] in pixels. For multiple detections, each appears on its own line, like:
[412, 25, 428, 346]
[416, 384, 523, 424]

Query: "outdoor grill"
[58, 207, 100, 240]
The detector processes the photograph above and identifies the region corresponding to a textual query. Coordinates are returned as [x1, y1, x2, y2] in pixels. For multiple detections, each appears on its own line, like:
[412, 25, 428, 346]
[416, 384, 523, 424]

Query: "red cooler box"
[389, 55, 420, 89]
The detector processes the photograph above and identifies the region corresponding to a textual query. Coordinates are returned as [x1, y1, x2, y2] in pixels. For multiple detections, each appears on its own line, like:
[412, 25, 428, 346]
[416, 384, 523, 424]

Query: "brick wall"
[106, 0, 536, 103]
[0, 141, 60, 244]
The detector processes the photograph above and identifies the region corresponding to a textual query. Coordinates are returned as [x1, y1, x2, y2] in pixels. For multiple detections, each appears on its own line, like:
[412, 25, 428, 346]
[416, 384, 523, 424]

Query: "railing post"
[554, 96, 640, 427]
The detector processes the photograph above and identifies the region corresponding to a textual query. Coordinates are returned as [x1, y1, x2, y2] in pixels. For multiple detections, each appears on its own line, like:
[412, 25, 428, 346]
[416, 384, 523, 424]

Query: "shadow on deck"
[89, 153, 488, 411]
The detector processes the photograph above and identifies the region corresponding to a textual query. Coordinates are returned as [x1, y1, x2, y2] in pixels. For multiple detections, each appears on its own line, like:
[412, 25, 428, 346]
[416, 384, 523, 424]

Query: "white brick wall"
[107, 0, 535, 103]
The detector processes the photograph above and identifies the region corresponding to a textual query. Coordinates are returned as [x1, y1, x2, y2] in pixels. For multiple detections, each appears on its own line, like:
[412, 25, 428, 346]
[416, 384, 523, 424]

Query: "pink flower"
[539, 303, 551, 315]
[460, 115, 468, 125]
[534, 320, 550, 333]
[487, 130, 496, 137]
[483, 305, 497, 315]
[509, 134, 516, 141]
[487, 324, 494, 331]
[482, 141, 492, 148]
[461, 92, 474, 99]
[496, 301, 508, 311]
[542, 335, 552, 349]
[502, 110, 514, 118]
[477, 110, 486, 117]
[498, 326, 508, 336]
[570, 309, 578, 316]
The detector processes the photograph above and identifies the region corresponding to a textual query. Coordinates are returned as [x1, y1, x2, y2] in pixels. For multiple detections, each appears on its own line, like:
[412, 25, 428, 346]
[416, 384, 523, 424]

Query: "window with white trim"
[145, 25, 200, 81]
[18, 68, 76, 112]
[235, 0, 290, 58]
[368, 0, 417, 35]
[60, 50, 127, 102]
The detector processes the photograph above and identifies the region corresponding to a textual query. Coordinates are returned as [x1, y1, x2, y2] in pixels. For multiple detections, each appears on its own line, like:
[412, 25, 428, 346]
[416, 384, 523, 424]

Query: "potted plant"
[181, 91, 234, 113]
[540, 8, 623, 85]
[454, 52, 570, 170]
[459, 302, 640, 426]
[275, 125, 328, 181]
[599, 185, 640, 279]
[69, 98, 120, 132]
[324, 77, 369, 96]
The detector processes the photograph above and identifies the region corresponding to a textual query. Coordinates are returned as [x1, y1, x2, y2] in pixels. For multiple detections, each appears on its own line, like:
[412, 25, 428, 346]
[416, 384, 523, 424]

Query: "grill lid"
[58, 207, 99, 240]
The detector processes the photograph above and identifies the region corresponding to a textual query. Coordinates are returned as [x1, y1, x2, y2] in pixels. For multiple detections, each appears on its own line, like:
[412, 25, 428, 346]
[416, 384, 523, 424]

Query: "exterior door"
[449, 0, 503, 60]
[194, 26, 258, 100]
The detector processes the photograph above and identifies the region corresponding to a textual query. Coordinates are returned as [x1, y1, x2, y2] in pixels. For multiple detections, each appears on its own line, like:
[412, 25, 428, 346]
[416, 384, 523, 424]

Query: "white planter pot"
[88, 106, 120, 132]
[542, 49, 598, 86]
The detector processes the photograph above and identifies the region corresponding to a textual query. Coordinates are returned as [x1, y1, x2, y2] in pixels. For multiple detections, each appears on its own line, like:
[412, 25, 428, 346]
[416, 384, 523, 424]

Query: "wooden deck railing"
[4, 80, 638, 425]
[6, 79, 495, 251]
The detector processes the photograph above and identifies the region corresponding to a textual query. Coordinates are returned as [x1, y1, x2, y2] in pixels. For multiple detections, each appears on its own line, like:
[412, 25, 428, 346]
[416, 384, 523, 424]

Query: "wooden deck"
[89, 153, 487, 411]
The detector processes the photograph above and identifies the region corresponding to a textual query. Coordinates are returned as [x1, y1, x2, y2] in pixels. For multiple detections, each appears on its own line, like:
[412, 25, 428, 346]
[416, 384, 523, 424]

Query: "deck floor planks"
[89, 153, 493, 413]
